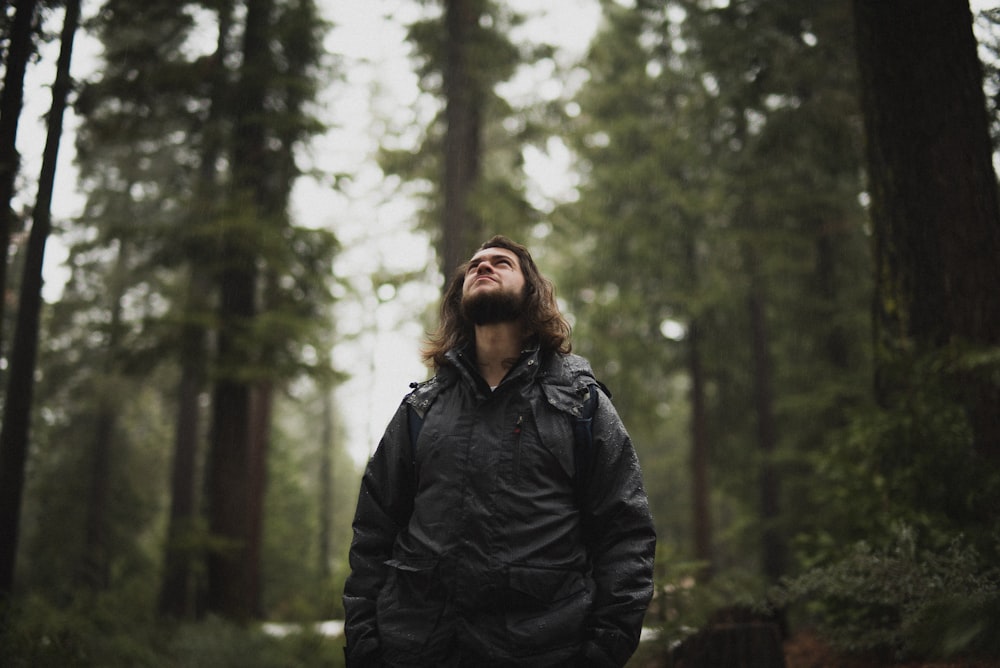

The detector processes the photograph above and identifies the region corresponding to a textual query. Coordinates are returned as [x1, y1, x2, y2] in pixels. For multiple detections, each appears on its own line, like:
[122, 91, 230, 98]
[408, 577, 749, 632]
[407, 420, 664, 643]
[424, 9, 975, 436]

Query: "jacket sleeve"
[579, 391, 657, 667]
[343, 401, 416, 666]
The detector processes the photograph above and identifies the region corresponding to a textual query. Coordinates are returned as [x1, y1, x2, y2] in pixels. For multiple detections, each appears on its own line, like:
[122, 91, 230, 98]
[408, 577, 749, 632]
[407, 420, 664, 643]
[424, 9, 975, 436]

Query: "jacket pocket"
[504, 565, 591, 655]
[376, 558, 444, 655]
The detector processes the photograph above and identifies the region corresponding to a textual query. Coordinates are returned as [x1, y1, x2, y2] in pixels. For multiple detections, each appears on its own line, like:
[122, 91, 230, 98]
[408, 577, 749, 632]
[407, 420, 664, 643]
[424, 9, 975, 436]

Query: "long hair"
[422, 235, 572, 368]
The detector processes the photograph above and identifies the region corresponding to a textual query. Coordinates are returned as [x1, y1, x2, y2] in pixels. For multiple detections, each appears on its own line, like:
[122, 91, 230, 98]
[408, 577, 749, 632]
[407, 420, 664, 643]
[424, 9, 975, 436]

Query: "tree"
[0, 0, 38, 355]
[159, 0, 234, 620]
[853, 0, 1000, 461]
[386, 0, 534, 282]
[205, 0, 331, 620]
[0, 0, 79, 603]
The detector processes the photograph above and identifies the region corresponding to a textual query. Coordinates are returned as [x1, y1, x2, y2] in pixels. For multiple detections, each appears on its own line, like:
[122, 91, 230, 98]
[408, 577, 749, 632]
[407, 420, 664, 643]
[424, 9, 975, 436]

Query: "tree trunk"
[205, 0, 273, 620]
[686, 237, 713, 578]
[318, 388, 334, 581]
[159, 0, 233, 620]
[158, 332, 205, 618]
[441, 0, 483, 279]
[853, 0, 1000, 457]
[688, 318, 713, 577]
[745, 248, 785, 582]
[0, 0, 79, 602]
[0, 0, 38, 354]
[78, 239, 131, 591]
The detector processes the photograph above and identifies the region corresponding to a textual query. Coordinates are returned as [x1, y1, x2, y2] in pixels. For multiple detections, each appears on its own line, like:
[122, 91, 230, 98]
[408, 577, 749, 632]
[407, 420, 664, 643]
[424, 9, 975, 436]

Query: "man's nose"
[477, 261, 494, 274]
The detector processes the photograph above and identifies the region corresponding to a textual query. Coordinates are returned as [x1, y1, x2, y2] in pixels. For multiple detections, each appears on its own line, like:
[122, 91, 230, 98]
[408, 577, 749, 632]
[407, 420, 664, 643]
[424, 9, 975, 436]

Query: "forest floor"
[782, 631, 999, 668]
[628, 629, 1000, 668]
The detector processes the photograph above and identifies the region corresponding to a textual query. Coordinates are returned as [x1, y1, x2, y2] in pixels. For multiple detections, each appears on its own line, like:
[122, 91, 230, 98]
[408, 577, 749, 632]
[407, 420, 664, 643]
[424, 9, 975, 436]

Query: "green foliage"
[1, 597, 346, 668]
[800, 346, 1000, 563]
[1, 587, 165, 667]
[167, 617, 344, 668]
[648, 544, 770, 647]
[773, 525, 1000, 661]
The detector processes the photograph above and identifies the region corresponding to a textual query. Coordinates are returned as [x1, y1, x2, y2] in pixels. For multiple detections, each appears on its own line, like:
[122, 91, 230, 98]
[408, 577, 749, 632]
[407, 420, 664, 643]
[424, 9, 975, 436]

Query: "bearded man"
[343, 236, 656, 667]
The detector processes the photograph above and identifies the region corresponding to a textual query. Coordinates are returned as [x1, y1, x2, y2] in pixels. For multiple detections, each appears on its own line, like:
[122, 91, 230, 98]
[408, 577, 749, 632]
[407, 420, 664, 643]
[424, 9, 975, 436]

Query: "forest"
[1, 0, 1000, 666]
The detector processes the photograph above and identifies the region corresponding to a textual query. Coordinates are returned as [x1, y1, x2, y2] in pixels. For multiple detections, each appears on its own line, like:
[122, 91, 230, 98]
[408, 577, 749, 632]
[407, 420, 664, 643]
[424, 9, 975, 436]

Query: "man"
[344, 236, 656, 667]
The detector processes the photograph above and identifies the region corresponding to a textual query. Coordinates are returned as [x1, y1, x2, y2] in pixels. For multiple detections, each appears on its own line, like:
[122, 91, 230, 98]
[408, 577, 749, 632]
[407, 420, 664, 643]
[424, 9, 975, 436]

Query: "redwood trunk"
[205, 0, 273, 620]
[853, 0, 1000, 457]
[159, 0, 232, 620]
[441, 0, 482, 278]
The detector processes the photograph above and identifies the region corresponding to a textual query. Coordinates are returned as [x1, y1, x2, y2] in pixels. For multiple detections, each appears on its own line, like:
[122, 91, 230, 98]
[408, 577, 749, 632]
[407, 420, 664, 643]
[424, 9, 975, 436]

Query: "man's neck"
[473, 321, 525, 387]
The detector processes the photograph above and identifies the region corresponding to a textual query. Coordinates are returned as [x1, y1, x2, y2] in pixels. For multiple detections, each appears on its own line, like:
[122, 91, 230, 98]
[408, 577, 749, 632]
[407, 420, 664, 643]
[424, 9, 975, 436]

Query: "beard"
[462, 286, 526, 325]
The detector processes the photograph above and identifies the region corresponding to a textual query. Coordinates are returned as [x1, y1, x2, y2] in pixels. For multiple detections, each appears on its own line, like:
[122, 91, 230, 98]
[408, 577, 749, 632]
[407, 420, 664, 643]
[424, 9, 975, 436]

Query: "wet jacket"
[343, 346, 656, 667]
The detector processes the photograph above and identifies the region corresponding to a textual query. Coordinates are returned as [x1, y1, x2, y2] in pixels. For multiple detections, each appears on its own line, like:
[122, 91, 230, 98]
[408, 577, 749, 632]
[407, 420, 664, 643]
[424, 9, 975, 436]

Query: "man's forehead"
[470, 247, 519, 263]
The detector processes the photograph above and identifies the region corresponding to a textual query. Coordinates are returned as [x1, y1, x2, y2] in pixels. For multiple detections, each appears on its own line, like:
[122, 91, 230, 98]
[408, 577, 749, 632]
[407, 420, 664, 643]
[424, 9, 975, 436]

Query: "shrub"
[772, 524, 1000, 661]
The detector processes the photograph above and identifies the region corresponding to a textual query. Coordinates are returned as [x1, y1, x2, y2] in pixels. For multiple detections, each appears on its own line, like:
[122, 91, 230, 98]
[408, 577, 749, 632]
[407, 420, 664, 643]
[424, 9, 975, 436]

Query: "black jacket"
[343, 347, 656, 667]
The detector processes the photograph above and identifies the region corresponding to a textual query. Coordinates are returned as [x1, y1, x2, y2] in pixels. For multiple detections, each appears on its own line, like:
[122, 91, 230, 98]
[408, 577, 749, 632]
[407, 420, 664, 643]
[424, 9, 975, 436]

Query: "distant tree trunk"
[205, 0, 273, 620]
[245, 383, 273, 617]
[159, 0, 233, 620]
[158, 312, 206, 617]
[0, 0, 79, 602]
[318, 388, 334, 581]
[79, 241, 130, 590]
[815, 228, 851, 372]
[688, 317, 713, 578]
[686, 239, 713, 577]
[853, 0, 1000, 458]
[0, 0, 39, 352]
[745, 248, 785, 582]
[440, 0, 483, 279]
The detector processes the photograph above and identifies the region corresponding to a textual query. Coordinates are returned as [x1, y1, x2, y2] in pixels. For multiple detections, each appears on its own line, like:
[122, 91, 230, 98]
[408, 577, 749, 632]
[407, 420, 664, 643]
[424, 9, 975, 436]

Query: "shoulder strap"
[407, 402, 424, 464]
[572, 383, 599, 488]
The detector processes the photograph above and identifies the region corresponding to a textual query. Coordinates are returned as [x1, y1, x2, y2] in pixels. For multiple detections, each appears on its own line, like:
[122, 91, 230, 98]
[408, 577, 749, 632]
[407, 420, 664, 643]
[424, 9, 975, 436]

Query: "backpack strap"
[572, 383, 599, 482]
[404, 373, 451, 466]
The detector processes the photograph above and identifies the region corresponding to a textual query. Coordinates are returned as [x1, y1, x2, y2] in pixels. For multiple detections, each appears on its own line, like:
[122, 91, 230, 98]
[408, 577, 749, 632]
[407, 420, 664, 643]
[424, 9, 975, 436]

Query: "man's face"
[461, 247, 527, 325]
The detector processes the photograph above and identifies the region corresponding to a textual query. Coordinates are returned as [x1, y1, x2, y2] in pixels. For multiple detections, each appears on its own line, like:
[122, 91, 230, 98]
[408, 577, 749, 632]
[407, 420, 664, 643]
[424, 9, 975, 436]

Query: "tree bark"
[0, 0, 39, 355]
[853, 0, 1000, 457]
[0, 0, 79, 602]
[441, 0, 483, 279]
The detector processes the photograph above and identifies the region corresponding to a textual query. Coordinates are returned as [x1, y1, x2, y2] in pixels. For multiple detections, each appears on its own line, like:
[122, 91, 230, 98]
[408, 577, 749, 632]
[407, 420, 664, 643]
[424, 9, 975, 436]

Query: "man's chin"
[463, 291, 524, 325]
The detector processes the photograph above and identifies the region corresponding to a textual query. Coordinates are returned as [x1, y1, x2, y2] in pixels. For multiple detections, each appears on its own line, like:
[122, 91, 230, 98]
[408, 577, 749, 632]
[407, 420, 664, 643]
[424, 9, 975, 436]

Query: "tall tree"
[159, 0, 234, 620]
[205, 0, 330, 620]
[386, 0, 532, 282]
[0, 0, 80, 602]
[853, 0, 1000, 460]
[440, 0, 483, 276]
[204, 0, 275, 620]
[0, 0, 38, 354]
